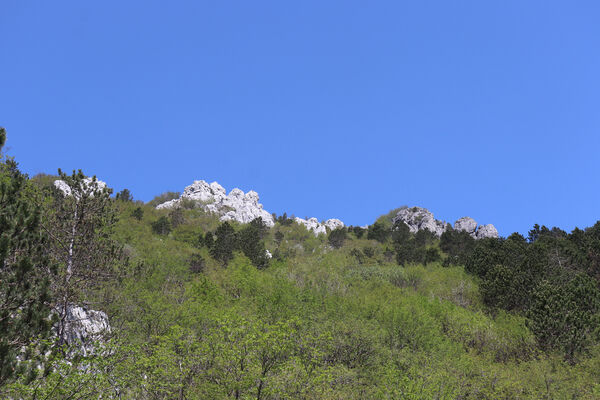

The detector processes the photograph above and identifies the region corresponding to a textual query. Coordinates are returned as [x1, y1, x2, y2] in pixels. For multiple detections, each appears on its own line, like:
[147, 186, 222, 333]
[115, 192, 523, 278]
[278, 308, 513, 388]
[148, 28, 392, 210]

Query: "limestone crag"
[156, 180, 275, 227]
[393, 207, 448, 237]
[394, 207, 499, 239]
[474, 224, 499, 239]
[294, 217, 345, 236]
[56, 305, 111, 357]
[454, 217, 477, 236]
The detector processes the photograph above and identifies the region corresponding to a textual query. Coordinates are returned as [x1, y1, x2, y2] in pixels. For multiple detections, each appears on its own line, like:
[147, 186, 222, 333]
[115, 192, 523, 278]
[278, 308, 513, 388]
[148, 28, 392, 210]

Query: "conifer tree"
[0, 128, 53, 386]
[43, 169, 122, 342]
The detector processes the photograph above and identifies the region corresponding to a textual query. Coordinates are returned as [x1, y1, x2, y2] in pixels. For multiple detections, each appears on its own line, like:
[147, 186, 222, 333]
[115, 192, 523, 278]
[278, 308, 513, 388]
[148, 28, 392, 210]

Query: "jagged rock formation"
[393, 207, 499, 239]
[294, 217, 345, 236]
[474, 224, 499, 239]
[55, 305, 111, 357]
[454, 217, 477, 236]
[156, 180, 275, 227]
[393, 207, 448, 237]
[54, 177, 108, 197]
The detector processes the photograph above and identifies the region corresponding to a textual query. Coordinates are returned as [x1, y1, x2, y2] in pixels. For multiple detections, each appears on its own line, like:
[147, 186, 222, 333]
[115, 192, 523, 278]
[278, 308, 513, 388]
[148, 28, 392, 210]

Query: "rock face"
[475, 224, 499, 239]
[453, 217, 499, 239]
[156, 180, 275, 227]
[295, 217, 345, 236]
[393, 207, 499, 239]
[393, 207, 448, 237]
[454, 217, 477, 236]
[54, 177, 108, 197]
[56, 305, 111, 357]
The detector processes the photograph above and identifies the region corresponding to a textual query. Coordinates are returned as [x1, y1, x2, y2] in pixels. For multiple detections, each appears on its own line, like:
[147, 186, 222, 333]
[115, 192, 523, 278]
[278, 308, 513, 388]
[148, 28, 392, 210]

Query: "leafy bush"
[151, 216, 172, 235]
[328, 228, 347, 249]
[147, 191, 180, 207]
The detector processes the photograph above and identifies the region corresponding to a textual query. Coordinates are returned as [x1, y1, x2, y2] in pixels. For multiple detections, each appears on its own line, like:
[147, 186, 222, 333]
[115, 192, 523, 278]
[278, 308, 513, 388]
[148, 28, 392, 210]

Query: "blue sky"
[1, 1, 599, 236]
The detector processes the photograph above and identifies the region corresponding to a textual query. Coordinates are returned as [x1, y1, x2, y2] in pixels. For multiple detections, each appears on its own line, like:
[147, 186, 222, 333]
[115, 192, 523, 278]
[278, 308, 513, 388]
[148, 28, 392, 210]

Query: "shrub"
[131, 207, 144, 221]
[189, 254, 206, 274]
[211, 222, 237, 266]
[328, 228, 347, 249]
[116, 188, 133, 202]
[147, 191, 180, 207]
[169, 208, 185, 228]
[151, 216, 172, 235]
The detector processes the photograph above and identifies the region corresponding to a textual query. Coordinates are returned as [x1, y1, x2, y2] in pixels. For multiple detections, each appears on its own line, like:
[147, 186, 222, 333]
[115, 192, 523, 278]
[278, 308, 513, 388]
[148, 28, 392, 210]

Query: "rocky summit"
[393, 206, 498, 239]
[156, 180, 275, 227]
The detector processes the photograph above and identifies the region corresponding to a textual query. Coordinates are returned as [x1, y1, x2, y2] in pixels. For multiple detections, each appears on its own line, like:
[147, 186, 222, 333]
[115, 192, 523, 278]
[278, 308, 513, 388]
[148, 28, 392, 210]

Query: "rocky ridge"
[294, 217, 345, 236]
[156, 180, 276, 227]
[393, 206, 498, 239]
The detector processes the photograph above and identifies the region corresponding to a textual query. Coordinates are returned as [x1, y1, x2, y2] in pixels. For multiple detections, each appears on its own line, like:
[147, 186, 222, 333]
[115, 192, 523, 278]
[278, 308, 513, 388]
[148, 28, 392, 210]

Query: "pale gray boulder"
[454, 217, 478, 236]
[55, 305, 111, 357]
[476, 224, 499, 239]
[392, 206, 448, 237]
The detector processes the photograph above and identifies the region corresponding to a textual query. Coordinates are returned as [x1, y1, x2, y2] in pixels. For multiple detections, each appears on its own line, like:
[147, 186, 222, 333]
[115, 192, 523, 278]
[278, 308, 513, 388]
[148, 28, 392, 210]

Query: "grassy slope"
[108, 202, 600, 399]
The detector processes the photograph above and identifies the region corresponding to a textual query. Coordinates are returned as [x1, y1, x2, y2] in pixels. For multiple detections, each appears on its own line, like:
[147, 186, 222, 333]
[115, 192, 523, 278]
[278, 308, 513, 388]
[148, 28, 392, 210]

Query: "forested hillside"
[2, 129, 600, 399]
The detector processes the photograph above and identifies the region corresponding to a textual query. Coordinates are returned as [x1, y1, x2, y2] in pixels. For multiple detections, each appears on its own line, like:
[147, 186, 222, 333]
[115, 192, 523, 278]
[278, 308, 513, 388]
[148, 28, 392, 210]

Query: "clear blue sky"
[1, 1, 599, 236]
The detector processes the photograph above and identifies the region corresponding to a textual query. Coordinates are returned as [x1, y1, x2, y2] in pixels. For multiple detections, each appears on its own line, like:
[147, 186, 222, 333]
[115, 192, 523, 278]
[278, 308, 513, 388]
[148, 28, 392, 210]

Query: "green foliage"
[527, 274, 600, 363]
[0, 152, 53, 386]
[130, 206, 144, 221]
[327, 227, 347, 249]
[115, 188, 133, 202]
[147, 191, 180, 207]
[151, 215, 172, 235]
[238, 218, 270, 269]
[211, 221, 237, 265]
[367, 221, 390, 243]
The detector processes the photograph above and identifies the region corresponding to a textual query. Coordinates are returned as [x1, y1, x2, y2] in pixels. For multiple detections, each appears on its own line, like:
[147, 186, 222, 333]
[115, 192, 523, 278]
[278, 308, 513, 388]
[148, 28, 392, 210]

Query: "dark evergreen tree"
[152, 216, 172, 235]
[328, 228, 347, 249]
[0, 128, 53, 386]
[238, 218, 270, 269]
[115, 188, 133, 202]
[367, 222, 390, 243]
[211, 222, 237, 266]
[527, 274, 600, 363]
[130, 206, 144, 221]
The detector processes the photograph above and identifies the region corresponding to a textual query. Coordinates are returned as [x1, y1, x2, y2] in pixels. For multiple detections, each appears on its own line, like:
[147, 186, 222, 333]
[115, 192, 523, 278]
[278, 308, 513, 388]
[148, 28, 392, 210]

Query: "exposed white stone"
[324, 218, 345, 231]
[156, 180, 275, 227]
[454, 217, 478, 236]
[393, 206, 448, 237]
[294, 217, 345, 236]
[476, 224, 499, 239]
[55, 305, 111, 357]
[392, 207, 498, 239]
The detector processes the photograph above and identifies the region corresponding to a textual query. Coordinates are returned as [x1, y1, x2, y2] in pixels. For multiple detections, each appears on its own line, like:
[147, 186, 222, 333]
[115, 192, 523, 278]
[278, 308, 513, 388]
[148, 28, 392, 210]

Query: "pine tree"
[0, 128, 53, 386]
[43, 169, 122, 343]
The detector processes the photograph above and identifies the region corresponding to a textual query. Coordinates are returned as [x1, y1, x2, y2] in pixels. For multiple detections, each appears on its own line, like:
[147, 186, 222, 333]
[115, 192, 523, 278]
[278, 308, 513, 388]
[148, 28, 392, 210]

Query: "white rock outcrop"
[475, 224, 499, 239]
[156, 180, 275, 227]
[393, 207, 448, 237]
[453, 217, 499, 239]
[393, 207, 499, 239]
[294, 217, 345, 236]
[454, 217, 477, 236]
[56, 305, 111, 357]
